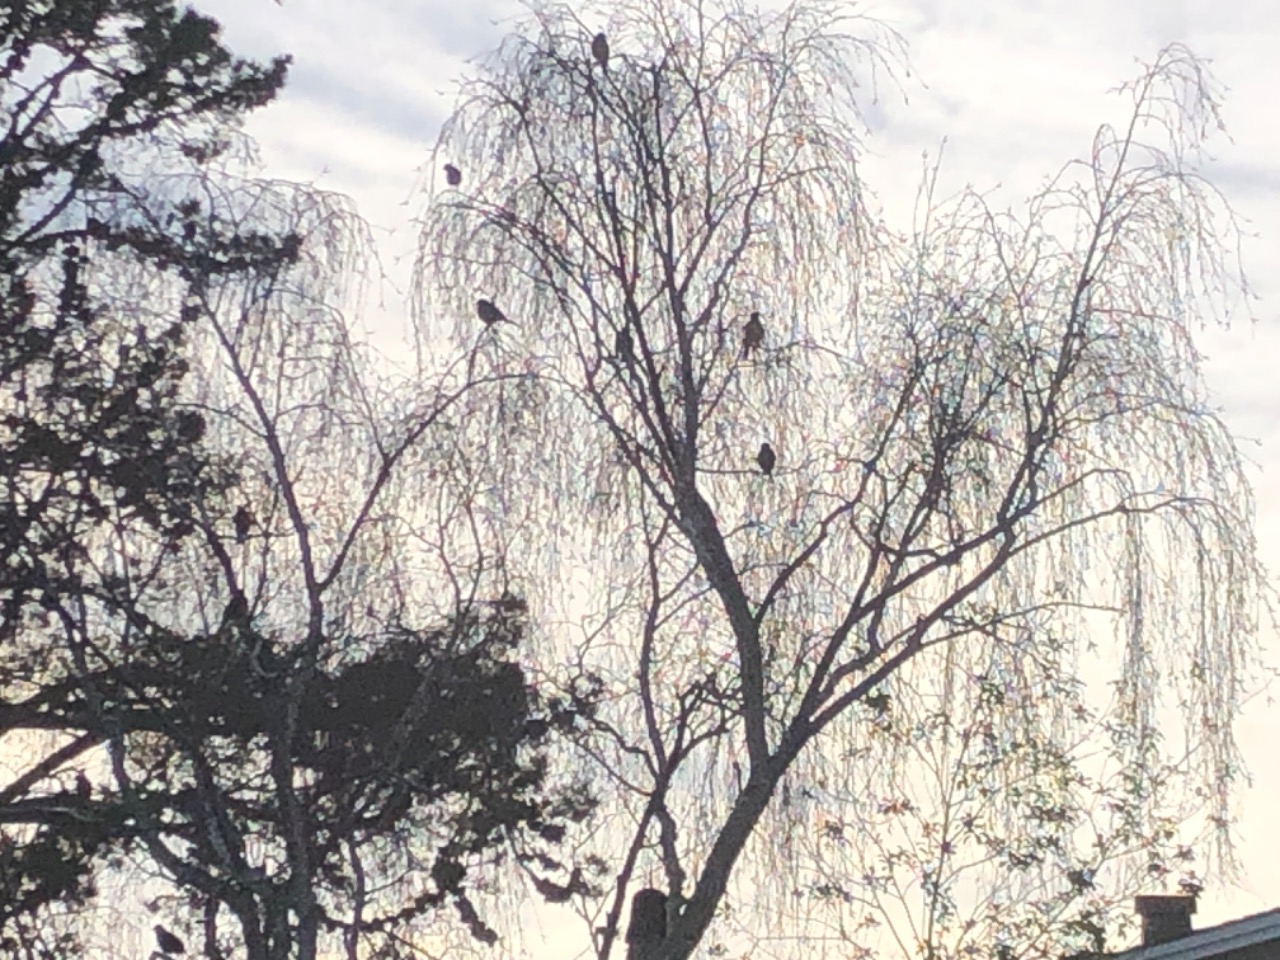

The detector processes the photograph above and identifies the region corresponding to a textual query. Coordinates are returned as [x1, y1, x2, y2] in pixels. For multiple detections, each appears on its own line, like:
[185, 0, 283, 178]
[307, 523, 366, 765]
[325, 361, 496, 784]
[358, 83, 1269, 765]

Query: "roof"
[1110, 906, 1280, 960]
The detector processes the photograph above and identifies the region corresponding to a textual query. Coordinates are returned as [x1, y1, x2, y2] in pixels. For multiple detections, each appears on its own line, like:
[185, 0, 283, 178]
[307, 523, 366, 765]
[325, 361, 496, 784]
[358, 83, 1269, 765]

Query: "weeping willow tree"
[415, 1, 1265, 957]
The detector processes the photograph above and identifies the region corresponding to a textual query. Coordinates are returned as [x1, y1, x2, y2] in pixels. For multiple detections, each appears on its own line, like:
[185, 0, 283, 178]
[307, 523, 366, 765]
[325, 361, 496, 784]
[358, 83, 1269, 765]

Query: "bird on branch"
[233, 505, 253, 544]
[444, 163, 462, 186]
[615, 327, 635, 365]
[222, 590, 249, 630]
[591, 32, 610, 70]
[742, 311, 764, 359]
[476, 298, 511, 327]
[154, 925, 185, 956]
[75, 771, 91, 800]
[756, 442, 776, 476]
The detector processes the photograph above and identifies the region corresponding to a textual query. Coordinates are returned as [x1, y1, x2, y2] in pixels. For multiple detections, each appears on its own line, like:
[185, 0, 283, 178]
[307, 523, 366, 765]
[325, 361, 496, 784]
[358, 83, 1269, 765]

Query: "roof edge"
[1110, 906, 1280, 960]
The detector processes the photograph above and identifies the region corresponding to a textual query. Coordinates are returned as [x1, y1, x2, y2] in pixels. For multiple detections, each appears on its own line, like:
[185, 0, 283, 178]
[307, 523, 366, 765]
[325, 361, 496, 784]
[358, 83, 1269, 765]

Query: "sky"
[191, 0, 1280, 946]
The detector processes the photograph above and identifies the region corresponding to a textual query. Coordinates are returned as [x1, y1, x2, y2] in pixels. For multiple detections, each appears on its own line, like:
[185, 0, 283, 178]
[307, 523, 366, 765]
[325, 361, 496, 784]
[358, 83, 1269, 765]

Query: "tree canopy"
[1, 2, 599, 958]
[2, 0, 1268, 957]
[416, 1, 1266, 958]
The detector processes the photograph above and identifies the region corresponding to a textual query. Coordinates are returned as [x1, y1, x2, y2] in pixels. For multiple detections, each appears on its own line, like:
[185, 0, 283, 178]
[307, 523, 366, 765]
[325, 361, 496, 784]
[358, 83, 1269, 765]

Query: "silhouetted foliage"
[1, 1, 287, 952]
[1, 2, 601, 959]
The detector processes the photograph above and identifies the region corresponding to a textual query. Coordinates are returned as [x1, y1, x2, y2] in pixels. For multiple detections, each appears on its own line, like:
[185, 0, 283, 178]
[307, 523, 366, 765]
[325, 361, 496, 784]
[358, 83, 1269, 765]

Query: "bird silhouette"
[444, 163, 462, 187]
[756, 442, 776, 476]
[476, 298, 510, 326]
[742, 311, 764, 359]
[154, 925, 185, 955]
[222, 590, 249, 629]
[233, 506, 253, 544]
[75, 771, 91, 800]
[615, 327, 635, 365]
[591, 32, 610, 70]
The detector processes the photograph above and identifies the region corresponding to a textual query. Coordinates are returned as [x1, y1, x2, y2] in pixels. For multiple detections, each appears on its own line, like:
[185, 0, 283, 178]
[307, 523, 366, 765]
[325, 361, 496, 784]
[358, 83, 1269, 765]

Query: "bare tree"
[144, 169, 604, 960]
[417, 1, 1266, 958]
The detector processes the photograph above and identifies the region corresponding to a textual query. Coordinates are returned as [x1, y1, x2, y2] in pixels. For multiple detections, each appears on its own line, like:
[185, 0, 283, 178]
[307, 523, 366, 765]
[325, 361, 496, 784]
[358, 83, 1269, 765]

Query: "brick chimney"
[1134, 895, 1197, 947]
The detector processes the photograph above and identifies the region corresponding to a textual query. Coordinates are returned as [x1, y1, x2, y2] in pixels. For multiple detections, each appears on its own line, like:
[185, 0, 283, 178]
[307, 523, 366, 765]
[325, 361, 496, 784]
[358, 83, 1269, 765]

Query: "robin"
[742, 311, 764, 359]
[591, 32, 609, 70]
[756, 442, 776, 476]
[615, 327, 635, 364]
[233, 506, 253, 544]
[476, 298, 510, 326]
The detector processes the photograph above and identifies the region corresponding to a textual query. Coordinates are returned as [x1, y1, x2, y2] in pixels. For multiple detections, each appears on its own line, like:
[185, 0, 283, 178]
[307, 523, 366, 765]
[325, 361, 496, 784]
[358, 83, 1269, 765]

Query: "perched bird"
[444, 163, 462, 187]
[742, 311, 764, 359]
[756, 442, 776, 476]
[222, 590, 250, 629]
[233, 506, 253, 545]
[476, 298, 510, 327]
[75, 771, 91, 800]
[591, 32, 610, 70]
[614, 327, 635, 365]
[154, 925, 185, 956]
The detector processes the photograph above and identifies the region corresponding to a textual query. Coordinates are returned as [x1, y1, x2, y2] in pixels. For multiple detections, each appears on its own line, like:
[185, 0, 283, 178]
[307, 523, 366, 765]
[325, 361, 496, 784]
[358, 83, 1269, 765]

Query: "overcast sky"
[193, 0, 1280, 940]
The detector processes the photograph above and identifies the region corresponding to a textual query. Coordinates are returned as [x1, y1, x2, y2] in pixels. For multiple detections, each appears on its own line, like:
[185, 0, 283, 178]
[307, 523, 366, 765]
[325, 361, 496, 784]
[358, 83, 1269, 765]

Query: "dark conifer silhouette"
[0, 1, 600, 956]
